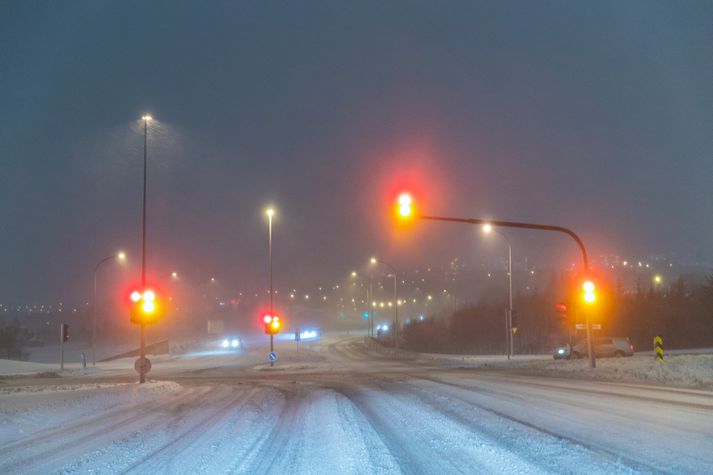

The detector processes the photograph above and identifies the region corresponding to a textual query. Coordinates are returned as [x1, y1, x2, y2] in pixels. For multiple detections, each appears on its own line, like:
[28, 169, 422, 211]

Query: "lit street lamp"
[139, 114, 152, 383]
[483, 224, 514, 359]
[92, 251, 126, 366]
[370, 257, 399, 348]
[266, 207, 275, 365]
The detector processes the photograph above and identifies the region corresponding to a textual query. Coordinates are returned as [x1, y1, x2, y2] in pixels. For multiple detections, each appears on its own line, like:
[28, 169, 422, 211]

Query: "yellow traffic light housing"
[130, 288, 162, 324]
[582, 280, 596, 304]
[394, 192, 415, 221]
[263, 314, 282, 335]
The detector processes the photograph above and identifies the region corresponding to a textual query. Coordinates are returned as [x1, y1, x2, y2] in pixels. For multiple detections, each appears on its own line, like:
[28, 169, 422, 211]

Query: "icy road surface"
[1, 336, 712, 474]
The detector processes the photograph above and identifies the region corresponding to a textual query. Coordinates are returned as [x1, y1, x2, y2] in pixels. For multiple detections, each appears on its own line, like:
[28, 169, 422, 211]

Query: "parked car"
[554, 337, 634, 359]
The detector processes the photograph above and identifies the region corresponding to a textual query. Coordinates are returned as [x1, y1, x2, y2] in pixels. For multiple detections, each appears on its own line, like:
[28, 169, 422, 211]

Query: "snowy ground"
[1, 336, 712, 474]
[366, 341, 713, 390]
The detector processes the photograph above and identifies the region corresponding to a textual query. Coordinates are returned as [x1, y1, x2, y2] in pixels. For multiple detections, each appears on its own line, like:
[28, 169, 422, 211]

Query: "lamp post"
[350, 271, 371, 336]
[139, 114, 151, 383]
[483, 224, 513, 359]
[266, 207, 275, 365]
[370, 257, 399, 348]
[92, 251, 125, 366]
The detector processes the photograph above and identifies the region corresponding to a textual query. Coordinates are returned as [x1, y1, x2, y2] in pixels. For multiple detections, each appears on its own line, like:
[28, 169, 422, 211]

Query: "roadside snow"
[365, 340, 713, 389]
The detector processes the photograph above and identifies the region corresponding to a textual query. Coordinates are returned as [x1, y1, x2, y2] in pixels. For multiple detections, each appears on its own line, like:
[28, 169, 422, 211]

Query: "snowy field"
[1, 336, 712, 474]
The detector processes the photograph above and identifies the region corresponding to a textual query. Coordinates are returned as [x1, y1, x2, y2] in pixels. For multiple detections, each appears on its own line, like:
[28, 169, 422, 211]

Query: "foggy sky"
[1, 1, 712, 302]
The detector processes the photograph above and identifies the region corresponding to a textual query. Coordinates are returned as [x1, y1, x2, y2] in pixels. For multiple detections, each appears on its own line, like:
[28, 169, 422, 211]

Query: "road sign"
[654, 335, 664, 362]
[575, 323, 601, 330]
[134, 356, 152, 374]
[268, 351, 278, 363]
[295, 328, 301, 342]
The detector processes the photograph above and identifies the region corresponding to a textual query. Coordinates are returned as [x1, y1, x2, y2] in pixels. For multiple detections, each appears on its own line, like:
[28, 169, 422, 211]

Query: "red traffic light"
[555, 303, 567, 313]
[129, 288, 161, 324]
[262, 314, 282, 335]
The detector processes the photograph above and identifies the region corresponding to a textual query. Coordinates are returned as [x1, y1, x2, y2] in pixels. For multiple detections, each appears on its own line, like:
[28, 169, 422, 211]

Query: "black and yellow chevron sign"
[654, 335, 664, 362]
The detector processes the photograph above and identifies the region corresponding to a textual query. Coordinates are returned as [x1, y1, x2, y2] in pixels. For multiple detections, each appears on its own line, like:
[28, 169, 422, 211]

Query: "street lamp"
[370, 257, 399, 348]
[483, 224, 514, 359]
[266, 207, 275, 364]
[139, 114, 152, 383]
[93, 251, 126, 366]
[350, 270, 372, 336]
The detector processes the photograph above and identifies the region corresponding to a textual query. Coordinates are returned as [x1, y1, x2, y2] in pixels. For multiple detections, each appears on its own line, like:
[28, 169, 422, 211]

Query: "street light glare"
[266, 208, 275, 218]
[117, 252, 126, 260]
[142, 115, 152, 121]
[370, 257, 377, 264]
[482, 223, 493, 234]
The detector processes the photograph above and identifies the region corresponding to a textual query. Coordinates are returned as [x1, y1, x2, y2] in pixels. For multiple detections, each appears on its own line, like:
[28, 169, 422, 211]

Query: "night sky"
[1, 1, 712, 302]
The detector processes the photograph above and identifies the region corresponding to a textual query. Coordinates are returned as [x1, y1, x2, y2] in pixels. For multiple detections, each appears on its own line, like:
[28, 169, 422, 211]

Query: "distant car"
[557, 337, 634, 359]
[219, 337, 243, 350]
[553, 345, 570, 359]
[296, 328, 320, 341]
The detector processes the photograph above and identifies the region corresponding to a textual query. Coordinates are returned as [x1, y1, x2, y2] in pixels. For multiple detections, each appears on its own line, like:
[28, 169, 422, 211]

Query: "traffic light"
[555, 303, 567, 322]
[129, 288, 162, 324]
[582, 280, 596, 304]
[263, 314, 281, 335]
[510, 310, 518, 330]
[61, 323, 69, 342]
[362, 312, 369, 320]
[394, 192, 415, 221]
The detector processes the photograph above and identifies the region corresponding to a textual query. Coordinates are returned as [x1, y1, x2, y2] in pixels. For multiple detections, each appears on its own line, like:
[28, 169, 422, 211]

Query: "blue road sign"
[268, 351, 278, 362]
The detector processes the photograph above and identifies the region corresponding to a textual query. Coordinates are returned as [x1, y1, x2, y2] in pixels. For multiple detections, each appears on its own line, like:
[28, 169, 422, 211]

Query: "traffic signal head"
[61, 323, 69, 342]
[582, 280, 596, 304]
[554, 302, 568, 322]
[263, 314, 282, 334]
[130, 288, 162, 324]
[394, 192, 415, 221]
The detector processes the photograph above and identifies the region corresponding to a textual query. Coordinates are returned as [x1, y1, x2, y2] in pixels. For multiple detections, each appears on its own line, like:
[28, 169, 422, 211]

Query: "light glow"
[397, 193, 413, 218]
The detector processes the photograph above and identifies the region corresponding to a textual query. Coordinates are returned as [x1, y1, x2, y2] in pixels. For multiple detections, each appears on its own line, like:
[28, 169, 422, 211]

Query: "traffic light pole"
[418, 214, 595, 369]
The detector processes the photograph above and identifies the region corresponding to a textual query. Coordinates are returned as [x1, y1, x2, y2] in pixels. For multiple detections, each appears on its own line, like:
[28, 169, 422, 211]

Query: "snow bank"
[366, 339, 713, 389]
[517, 354, 713, 389]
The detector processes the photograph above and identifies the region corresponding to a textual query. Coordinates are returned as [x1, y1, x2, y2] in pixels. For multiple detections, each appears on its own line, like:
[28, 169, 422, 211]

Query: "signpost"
[268, 352, 278, 364]
[134, 356, 152, 375]
[59, 323, 69, 370]
[654, 336, 664, 362]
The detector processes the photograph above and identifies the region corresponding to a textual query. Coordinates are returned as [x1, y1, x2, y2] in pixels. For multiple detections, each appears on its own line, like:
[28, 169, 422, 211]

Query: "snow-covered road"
[1, 336, 712, 474]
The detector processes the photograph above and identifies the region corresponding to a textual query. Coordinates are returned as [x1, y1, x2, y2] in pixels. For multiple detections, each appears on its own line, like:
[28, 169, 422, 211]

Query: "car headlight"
[221, 339, 229, 348]
[231, 339, 239, 348]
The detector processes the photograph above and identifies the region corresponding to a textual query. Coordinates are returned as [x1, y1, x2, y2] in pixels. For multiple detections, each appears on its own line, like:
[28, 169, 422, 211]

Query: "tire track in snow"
[0, 385, 214, 474]
[121, 386, 261, 474]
